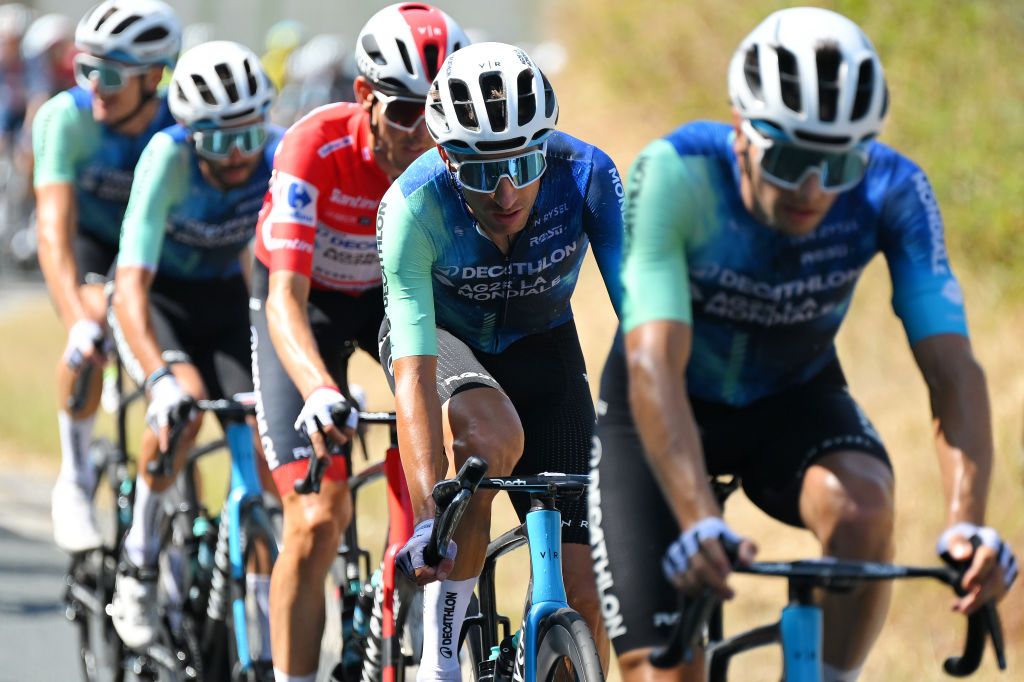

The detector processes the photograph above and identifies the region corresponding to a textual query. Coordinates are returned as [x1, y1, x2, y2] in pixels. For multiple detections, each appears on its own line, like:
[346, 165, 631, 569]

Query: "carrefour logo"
[289, 184, 312, 210]
[269, 171, 318, 227]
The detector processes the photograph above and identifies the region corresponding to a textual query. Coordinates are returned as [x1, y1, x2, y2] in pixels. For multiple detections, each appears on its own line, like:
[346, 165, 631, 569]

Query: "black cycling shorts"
[589, 341, 891, 654]
[74, 230, 118, 285]
[380, 318, 595, 545]
[110, 273, 253, 404]
[249, 261, 384, 494]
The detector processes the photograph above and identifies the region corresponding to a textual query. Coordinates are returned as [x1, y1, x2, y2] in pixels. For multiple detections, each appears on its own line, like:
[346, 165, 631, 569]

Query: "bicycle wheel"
[530, 608, 603, 682]
[226, 503, 278, 682]
[358, 566, 423, 681]
[67, 549, 126, 682]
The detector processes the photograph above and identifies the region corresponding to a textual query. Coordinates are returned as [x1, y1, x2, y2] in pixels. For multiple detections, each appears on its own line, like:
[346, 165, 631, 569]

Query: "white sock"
[272, 671, 315, 682]
[124, 475, 164, 568]
[57, 411, 96, 490]
[822, 662, 863, 682]
[417, 577, 477, 682]
[247, 573, 273, 661]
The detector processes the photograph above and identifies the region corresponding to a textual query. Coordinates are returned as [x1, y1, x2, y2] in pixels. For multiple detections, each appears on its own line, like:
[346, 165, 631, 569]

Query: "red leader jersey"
[254, 102, 391, 293]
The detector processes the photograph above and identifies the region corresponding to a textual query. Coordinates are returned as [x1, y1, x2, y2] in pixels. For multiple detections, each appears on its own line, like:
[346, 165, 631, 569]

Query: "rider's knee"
[818, 471, 894, 559]
[286, 498, 345, 560]
[451, 418, 523, 477]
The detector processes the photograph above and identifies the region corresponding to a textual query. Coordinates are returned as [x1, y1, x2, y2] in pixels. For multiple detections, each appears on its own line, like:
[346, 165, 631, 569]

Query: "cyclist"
[379, 40, 624, 681]
[107, 40, 281, 650]
[249, 5, 468, 680]
[589, 8, 1018, 682]
[33, 0, 179, 553]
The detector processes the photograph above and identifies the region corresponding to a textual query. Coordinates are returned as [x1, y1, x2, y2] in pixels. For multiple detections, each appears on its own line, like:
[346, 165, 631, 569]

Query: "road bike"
[649, 477, 1008, 681]
[426, 457, 604, 682]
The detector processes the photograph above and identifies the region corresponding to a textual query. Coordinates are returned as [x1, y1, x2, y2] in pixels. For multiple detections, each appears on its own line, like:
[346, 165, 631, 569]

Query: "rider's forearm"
[266, 275, 335, 399]
[394, 355, 446, 524]
[113, 267, 164, 379]
[36, 184, 85, 329]
[625, 324, 720, 528]
[928, 352, 993, 526]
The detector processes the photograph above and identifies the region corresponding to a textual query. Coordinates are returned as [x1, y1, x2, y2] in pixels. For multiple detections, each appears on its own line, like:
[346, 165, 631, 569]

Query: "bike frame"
[517, 506, 571, 681]
[380, 444, 414, 682]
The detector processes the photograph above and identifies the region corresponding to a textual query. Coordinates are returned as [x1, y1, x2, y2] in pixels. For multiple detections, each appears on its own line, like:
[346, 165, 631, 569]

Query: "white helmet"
[21, 13, 73, 60]
[75, 0, 180, 67]
[728, 7, 888, 150]
[426, 42, 558, 155]
[169, 41, 274, 129]
[355, 3, 469, 98]
[0, 3, 33, 39]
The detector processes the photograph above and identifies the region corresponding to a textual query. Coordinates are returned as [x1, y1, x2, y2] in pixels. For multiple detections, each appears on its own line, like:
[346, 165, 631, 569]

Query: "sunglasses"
[373, 90, 426, 132]
[192, 123, 269, 160]
[742, 119, 869, 193]
[73, 54, 151, 93]
[449, 147, 548, 194]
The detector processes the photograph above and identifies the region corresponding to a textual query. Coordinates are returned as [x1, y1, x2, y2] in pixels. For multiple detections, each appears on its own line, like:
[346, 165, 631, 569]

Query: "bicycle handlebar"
[292, 404, 398, 495]
[145, 397, 257, 477]
[649, 549, 1007, 676]
[422, 457, 488, 567]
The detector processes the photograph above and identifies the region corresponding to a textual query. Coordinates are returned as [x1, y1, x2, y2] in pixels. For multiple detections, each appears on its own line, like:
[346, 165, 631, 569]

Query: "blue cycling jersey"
[378, 131, 625, 358]
[117, 123, 282, 280]
[621, 121, 968, 406]
[32, 86, 176, 245]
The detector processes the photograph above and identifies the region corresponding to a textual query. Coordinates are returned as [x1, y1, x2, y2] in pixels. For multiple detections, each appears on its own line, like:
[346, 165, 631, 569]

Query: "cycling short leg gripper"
[822, 662, 862, 682]
[124, 475, 164, 568]
[57, 410, 97, 490]
[417, 577, 477, 681]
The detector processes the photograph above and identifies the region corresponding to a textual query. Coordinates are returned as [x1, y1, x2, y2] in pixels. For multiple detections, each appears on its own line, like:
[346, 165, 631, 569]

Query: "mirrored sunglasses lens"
[76, 60, 125, 90]
[197, 126, 268, 158]
[384, 100, 425, 127]
[761, 145, 865, 190]
[458, 153, 546, 192]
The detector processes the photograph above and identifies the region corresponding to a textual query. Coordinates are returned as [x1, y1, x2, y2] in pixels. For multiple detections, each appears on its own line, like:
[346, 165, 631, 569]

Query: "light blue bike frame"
[223, 421, 274, 671]
[779, 605, 823, 681]
[518, 507, 570, 681]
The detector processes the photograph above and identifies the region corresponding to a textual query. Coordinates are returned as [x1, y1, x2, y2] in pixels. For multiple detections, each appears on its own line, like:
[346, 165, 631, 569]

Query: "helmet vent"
[540, 72, 555, 118]
[776, 46, 801, 113]
[427, 84, 449, 132]
[815, 43, 841, 123]
[243, 59, 258, 97]
[395, 39, 415, 76]
[880, 84, 889, 119]
[516, 69, 536, 126]
[190, 75, 218, 105]
[423, 43, 440, 81]
[449, 79, 479, 131]
[223, 107, 256, 122]
[794, 129, 851, 147]
[361, 35, 386, 66]
[215, 63, 240, 102]
[743, 45, 763, 100]
[112, 15, 141, 36]
[93, 7, 118, 31]
[530, 128, 551, 142]
[477, 137, 526, 152]
[480, 72, 507, 132]
[136, 26, 169, 44]
[851, 59, 875, 121]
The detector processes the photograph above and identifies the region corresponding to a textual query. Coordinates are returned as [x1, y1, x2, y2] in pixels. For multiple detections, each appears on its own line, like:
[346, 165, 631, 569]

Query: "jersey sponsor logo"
[168, 212, 258, 249]
[942, 280, 964, 306]
[80, 164, 134, 203]
[328, 188, 379, 211]
[800, 244, 850, 265]
[910, 171, 949, 275]
[452, 241, 580, 281]
[653, 612, 681, 628]
[608, 166, 625, 214]
[588, 435, 628, 640]
[528, 224, 564, 247]
[537, 203, 569, 225]
[439, 590, 457, 658]
[455, 275, 564, 302]
[317, 135, 353, 158]
[691, 265, 863, 302]
[313, 226, 380, 287]
[268, 171, 318, 227]
[442, 370, 496, 387]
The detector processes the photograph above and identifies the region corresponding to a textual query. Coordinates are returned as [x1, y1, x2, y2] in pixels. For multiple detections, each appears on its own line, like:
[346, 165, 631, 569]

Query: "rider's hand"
[662, 517, 757, 600]
[63, 319, 105, 370]
[937, 523, 1018, 614]
[293, 386, 356, 459]
[145, 372, 192, 452]
[396, 519, 457, 586]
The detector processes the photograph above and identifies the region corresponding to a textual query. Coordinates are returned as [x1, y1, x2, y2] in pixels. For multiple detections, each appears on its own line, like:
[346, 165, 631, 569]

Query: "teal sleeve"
[378, 184, 439, 358]
[117, 132, 187, 271]
[32, 92, 85, 187]
[621, 139, 695, 333]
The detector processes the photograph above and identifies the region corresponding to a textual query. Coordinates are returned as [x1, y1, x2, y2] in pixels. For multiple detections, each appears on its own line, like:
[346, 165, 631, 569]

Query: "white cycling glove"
[936, 522, 1019, 590]
[145, 372, 192, 433]
[396, 519, 458, 581]
[64, 319, 104, 369]
[662, 517, 742, 584]
[293, 386, 357, 438]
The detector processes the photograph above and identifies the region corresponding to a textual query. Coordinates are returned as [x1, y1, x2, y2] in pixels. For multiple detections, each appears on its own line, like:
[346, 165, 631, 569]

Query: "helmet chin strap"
[107, 77, 158, 131]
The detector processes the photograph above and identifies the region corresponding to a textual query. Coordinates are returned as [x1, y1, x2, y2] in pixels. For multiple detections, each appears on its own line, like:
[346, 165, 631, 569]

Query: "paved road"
[0, 471, 81, 681]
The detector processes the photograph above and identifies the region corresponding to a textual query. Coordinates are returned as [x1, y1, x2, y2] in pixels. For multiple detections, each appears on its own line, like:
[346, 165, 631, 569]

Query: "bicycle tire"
[226, 503, 278, 682]
[358, 566, 423, 682]
[529, 608, 604, 682]
[68, 549, 126, 682]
